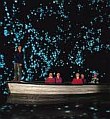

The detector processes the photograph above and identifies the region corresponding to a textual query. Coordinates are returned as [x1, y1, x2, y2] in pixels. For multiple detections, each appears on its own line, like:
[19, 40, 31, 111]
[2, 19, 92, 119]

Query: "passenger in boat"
[45, 73, 55, 84]
[55, 73, 62, 84]
[91, 73, 99, 84]
[13, 45, 23, 81]
[81, 74, 86, 84]
[71, 73, 83, 84]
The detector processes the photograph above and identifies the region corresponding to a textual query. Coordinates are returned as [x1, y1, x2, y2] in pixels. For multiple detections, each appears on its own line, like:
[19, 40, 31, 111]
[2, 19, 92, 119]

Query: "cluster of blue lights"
[1, 0, 110, 82]
[0, 55, 5, 69]
[0, 53, 9, 94]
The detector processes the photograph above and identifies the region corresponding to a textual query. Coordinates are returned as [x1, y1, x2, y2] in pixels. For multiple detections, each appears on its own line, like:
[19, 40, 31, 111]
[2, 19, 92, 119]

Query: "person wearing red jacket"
[71, 73, 83, 84]
[55, 73, 62, 84]
[45, 73, 55, 84]
[81, 74, 86, 84]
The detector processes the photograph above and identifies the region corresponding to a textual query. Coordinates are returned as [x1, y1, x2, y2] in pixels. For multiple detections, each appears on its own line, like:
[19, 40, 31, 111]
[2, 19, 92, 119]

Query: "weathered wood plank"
[8, 83, 110, 94]
[7, 83, 110, 104]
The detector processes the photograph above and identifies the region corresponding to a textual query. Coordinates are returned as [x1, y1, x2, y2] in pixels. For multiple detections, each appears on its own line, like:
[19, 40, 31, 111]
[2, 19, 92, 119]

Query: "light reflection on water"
[0, 95, 110, 119]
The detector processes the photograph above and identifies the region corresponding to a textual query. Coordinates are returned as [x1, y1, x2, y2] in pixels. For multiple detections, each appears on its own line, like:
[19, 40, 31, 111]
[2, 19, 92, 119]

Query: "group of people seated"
[45, 72, 99, 84]
[45, 73, 62, 84]
[71, 73, 85, 84]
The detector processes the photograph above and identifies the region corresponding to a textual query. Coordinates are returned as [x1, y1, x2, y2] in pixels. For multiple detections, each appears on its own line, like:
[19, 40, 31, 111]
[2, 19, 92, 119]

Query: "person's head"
[81, 74, 85, 79]
[75, 73, 80, 78]
[49, 73, 53, 77]
[56, 73, 60, 77]
[18, 46, 22, 52]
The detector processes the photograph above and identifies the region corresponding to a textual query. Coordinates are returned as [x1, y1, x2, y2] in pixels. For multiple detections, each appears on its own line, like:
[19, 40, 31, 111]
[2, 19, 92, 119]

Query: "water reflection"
[0, 95, 110, 119]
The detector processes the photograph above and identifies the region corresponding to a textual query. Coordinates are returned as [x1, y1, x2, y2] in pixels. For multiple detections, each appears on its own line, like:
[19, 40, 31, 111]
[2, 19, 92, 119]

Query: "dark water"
[0, 94, 110, 119]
